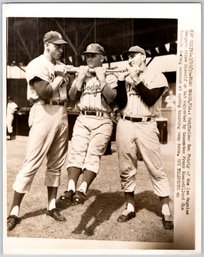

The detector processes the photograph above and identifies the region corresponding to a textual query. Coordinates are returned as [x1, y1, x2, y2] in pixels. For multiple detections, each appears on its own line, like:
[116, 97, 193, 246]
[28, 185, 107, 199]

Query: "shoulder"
[26, 55, 48, 74]
[26, 55, 52, 82]
[106, 74, 118, 87]
[149, 70, 168, 87]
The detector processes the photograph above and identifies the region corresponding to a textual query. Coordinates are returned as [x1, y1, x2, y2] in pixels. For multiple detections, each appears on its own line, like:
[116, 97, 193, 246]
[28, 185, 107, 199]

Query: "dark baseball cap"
[122, 46, 146, 59]
[82, 43, 105, 55]
[43, 31, 68, 44]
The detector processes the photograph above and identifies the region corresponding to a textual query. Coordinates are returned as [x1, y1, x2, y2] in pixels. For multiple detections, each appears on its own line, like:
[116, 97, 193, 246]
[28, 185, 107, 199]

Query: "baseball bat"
[65, 66, 129, 75]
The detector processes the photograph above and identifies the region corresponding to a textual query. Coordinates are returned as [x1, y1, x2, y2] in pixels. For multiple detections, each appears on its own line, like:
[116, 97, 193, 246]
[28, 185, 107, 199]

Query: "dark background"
[7, 17, 177, 66]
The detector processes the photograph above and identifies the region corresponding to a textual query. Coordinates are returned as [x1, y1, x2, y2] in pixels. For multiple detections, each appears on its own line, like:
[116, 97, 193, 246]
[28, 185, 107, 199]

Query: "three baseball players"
[7, 38, 174, 231]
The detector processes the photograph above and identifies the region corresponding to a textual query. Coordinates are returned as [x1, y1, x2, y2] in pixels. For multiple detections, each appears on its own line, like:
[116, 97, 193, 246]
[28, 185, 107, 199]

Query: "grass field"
[6, 136, 175, 246]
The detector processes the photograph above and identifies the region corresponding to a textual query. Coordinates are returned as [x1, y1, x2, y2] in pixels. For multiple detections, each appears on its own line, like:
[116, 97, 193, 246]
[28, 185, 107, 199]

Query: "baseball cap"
[82, 43, 105, 55]
[43, 31, 68, 44]
[122, 46, 146, 59]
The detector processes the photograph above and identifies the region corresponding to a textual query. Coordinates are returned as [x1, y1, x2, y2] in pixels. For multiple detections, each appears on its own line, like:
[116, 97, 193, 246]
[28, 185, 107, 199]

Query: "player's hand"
[64, 65, 74, 74]
[54, 64, 67, 76]
[94, 67, 106, 84]
[77, 66, 89, 81]
[128, 66, 143, 84]
[117, 70, 130, 81]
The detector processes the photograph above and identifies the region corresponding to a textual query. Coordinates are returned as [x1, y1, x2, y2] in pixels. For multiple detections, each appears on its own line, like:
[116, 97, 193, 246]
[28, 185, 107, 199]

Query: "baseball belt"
[81, 110, 110, 118]
[121, 114, 151, 122]
[44, 100, 67, 106]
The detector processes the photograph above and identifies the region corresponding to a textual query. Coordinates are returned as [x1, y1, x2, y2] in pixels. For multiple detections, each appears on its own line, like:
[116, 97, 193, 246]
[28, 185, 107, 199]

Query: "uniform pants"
[116, 119, 170, 197]
[7, 114, 14, 133]
[67, 115, 113, 174]
[13, 103, 68, 193]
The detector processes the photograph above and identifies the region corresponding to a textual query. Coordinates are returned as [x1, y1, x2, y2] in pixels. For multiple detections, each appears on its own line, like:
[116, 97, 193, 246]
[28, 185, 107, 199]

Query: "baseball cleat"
[7, 215, 20, 231]
[117, 210, 136, 223]
[162, 215, 174, 230]
[57, 190, 75, 205]
[46, 208, 66, 221]
[72, 191, 86, 205]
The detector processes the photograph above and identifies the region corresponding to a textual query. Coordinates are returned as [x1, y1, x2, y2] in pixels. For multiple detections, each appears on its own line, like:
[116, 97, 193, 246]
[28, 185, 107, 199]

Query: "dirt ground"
[6, 136, 175, 246]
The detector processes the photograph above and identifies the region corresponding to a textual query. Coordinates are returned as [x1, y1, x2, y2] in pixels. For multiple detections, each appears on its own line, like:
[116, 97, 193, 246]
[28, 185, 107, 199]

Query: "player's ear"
[100, 55, 105, 63]
[141, 54, 146, 61]
[44, 42, 49, 50]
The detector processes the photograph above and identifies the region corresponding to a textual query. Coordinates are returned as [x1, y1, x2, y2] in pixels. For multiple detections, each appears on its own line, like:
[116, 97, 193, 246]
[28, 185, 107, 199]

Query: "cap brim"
[82, 51, 104, 55]
[122, 50, 145, 59]
[52, 39, 68, 44]
[122, 51, 136, 59]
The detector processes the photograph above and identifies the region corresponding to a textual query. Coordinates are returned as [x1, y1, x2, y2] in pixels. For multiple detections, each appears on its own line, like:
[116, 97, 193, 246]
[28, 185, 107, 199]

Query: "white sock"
[127, 203, 135, 212]
[122, 203, 135, 215]
[10, 206, 20, 217]
[48, 198, 56, 211]
[67, 179, 76, 192]
[162, 203, 171, 216]
[77, 182, 87, 195]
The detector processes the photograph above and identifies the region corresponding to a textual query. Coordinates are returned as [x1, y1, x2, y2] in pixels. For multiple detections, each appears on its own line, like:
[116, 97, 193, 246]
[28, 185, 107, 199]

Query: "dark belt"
[44, 100, 66, 106]
[121, 114, 151, 122]
[81, 110, 104, 117]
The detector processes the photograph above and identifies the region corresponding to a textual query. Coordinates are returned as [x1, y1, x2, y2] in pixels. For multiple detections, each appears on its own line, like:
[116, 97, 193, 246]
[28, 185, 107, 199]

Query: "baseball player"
[7, 31, 71, 231]
[6, 96, 18, 140]
[58, 43, 118, 205]
[115, 46, 174, 230]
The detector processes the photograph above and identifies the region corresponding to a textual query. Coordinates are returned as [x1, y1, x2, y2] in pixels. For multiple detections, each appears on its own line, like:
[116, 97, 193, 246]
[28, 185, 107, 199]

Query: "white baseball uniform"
[67, 73, 117, 174]
[7, 101, 18, 133]
[116, 69, 171, 197]
[13, 54, 69, 193]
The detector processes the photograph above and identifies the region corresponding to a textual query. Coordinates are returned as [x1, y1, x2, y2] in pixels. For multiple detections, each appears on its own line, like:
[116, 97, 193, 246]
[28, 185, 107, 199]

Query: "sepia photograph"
[2, 3, 201, 255]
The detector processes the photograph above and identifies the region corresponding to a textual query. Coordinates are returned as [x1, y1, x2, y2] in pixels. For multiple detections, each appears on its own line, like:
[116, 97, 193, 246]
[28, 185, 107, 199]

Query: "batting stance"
[58, 43, 118, 205]
[7, 31, 71, 231]
[116, 46, 174, 229]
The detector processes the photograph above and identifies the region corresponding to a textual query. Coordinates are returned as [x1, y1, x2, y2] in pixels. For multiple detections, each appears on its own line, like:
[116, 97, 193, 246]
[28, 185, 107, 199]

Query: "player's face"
[85, 53, 103, 68]
[48, 43, 64, 61]
[128, 53, 144, 68]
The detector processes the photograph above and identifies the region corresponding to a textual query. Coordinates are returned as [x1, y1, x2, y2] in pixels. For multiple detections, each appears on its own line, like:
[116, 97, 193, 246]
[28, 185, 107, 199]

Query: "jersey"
[26, 54, 67, 102]
[122, 69, 168, 117]
[74, 73, 117, 113]
[7, 102, 18, 116]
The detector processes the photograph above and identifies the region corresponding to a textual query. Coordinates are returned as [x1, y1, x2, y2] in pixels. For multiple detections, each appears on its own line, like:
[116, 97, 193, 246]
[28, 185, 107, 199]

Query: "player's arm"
[114, 80, 127, 109]
[31, 71, 68, 100]
[136, 82, 165, 106]
[101, 84, 117, 104]
[69, 79, 83, 102]
[30, 77, 53, 100]
[95, 68, 117, 104]
[69, 66, 88, 101]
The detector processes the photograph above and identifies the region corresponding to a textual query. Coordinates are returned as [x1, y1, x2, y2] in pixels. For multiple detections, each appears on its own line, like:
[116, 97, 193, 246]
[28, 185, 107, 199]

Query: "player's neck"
[44, 52, 56, 65]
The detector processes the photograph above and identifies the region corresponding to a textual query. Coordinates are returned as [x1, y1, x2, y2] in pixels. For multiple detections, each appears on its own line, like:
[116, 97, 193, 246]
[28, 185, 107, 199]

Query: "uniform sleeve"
[31, 77, 53, 100]
[136, 72, 168, 107]
[114, 80, 127, 109]
[26, 60, 50, 84]
[136, 82, 165, 107]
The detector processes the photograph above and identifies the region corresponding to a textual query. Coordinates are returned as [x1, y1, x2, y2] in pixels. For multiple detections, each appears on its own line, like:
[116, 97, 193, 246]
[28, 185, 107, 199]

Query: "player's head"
[8, 96, 13, 102]
[43, 31, 68, 61]
[82, 43, 105, 68]
[122, 46, 146, 69]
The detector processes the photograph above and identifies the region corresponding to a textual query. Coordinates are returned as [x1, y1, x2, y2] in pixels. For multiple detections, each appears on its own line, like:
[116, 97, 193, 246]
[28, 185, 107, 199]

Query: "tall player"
[116, 46, 174, 230]
[7, 31, 71, 231]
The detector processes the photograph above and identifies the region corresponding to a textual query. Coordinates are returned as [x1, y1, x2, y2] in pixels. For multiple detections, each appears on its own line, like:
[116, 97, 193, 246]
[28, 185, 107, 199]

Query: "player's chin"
[87, 61, 95, 67]
[56, 54, 63, 60]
